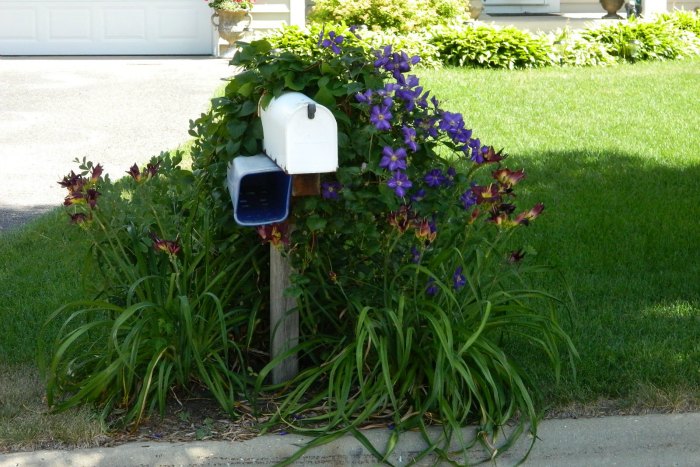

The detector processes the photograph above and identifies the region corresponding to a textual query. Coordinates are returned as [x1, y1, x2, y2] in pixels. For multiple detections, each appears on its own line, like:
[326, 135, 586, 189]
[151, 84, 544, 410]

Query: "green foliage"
[266, 11, 700, 71]
[204, 0, 254, 11]
[545, 28, 617, 67]
[41, 155, 265, 426]
[309, 0, 469, 33]
[660, 9, 700, 36]
[582, 16, 700, 62]
[429, 24, 555, 69]
[190, 29, 575, 462]
[265, 24, 443, 69]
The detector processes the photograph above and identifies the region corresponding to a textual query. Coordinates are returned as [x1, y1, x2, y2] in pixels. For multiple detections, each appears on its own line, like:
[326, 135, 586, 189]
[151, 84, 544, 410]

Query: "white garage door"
[0, 0, 214, 55]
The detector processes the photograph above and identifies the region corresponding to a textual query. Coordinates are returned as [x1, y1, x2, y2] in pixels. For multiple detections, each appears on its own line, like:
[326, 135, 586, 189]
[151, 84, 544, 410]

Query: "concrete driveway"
[0, 57, 232, 231]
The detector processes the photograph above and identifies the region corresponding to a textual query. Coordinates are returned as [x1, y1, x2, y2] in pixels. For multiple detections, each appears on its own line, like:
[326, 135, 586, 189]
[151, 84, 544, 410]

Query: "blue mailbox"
[227, 154, 292, 226]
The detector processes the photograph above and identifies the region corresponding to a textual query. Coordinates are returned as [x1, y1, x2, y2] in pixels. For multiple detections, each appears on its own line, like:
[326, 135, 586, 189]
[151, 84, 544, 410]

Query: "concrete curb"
[2, 413, 699, 466]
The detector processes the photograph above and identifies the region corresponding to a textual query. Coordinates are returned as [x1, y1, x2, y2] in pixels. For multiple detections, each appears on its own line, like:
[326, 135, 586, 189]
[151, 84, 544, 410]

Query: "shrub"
[545, 28, 616, 67]
[190, 29, 575, 463]
[265, 24, 443, 69]
[429, 24, 555, 69]
[309, 0, 470, 33]
[41, 155, 265, 426]
[582, 16, 700, 62]
[660, 9, 700, 36]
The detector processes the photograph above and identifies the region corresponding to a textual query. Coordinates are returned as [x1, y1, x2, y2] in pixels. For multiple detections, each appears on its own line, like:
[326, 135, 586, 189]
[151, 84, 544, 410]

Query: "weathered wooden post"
[269, 242, 298, 383]
[269, 174, 320, 384]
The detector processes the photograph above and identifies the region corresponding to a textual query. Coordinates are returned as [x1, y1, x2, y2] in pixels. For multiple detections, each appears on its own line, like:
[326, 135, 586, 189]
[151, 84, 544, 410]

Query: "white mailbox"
[261, 92, 338, 174]
[227, 154, 292, 227]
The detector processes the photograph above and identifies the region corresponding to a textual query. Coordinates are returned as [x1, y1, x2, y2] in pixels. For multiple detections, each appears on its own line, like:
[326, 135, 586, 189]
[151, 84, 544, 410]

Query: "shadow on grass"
[509, 148, 700, 406]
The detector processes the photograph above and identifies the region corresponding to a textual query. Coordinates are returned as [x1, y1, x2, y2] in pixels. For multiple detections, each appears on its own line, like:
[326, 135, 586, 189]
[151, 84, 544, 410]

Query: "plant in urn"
[205, 0, 254, 57]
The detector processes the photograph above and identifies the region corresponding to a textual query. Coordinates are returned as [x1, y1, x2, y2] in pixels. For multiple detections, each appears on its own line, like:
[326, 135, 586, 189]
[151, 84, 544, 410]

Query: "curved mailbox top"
[261, 92, 338, 175]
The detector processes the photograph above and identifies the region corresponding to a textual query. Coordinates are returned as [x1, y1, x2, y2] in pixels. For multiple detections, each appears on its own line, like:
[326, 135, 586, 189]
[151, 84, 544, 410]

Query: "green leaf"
[239, 100, 257, 117]
[313, 86, 335, 108]
[226, 120, 248, 139]
[306, 215, 327, 231]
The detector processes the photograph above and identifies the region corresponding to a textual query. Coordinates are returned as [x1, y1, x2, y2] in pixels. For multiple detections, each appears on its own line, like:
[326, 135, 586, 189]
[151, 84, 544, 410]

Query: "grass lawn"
[420, 57, 700, 412]
[1, 58, 699, 450]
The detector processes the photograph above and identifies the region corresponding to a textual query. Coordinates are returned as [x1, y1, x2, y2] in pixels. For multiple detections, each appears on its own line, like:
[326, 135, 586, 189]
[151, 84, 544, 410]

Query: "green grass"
[420, 58, 700, 410]
[1, 58, 699, 451]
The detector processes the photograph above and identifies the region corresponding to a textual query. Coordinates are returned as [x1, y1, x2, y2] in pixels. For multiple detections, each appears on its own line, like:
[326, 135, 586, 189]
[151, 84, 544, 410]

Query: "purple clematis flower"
[379, 146, 407, 171]
[443, 167, 456, 187]
[426, 278, 438, 296]
[355, 89, 373, 104]
[411, 246, 421, 264]
[411, 188, 426, 202]
[321, 181, 343, 200]
[424, 169, 445, 188]
[453, 266, 466, 290]
[402, 126, 418, 152]
[370, 105, 392, 131]
[321, 31, 344, 54]
[373, 45, 393, 69]
[460, 188, 477, 209]
[387, 171, 412, 198]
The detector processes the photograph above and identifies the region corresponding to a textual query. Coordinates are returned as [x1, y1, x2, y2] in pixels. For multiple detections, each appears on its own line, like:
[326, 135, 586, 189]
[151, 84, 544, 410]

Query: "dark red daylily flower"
[515, 203, 544, 226]
[151, 233, 181, 255]
[63, 192, 84, 206]
[472, 184, 501, 205]
[145, 161, 160, 178]
[493, 168, 525, 189]
[482, 146, 506, 164]
[90, 164, 104, 182]
[58, 171, 86, 194]
[508, 249, 526, 263]
[468, 208, 480, 224]
[488, 211, 513, 227]
[388, 205, 414, 234]
[86, 188, 100, 209]
[256, 223, 289, 247]
[414, 217, 436, 243]
[126, 164, 141, 181]
[69, 212, 89, 224]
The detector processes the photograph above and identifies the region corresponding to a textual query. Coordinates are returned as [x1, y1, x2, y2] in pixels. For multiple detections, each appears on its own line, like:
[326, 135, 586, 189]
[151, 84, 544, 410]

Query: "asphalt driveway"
[0, 57, 232, 231]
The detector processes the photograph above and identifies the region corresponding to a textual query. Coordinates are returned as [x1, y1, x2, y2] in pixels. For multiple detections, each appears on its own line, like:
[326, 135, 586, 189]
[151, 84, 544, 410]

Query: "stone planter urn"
[599, 0, 625, 18]
[469, 0, 484, 20]
[211, 9, 252, 57]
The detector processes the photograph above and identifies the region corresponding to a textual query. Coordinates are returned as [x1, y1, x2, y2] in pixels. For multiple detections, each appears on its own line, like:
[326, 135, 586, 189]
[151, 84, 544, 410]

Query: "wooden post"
[270, 243, 298, 384]
[268, 174, 319, 385]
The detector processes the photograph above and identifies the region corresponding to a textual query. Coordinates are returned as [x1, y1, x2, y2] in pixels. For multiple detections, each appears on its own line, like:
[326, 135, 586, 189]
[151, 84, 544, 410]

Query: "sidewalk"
[2, 413, 699, 466]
